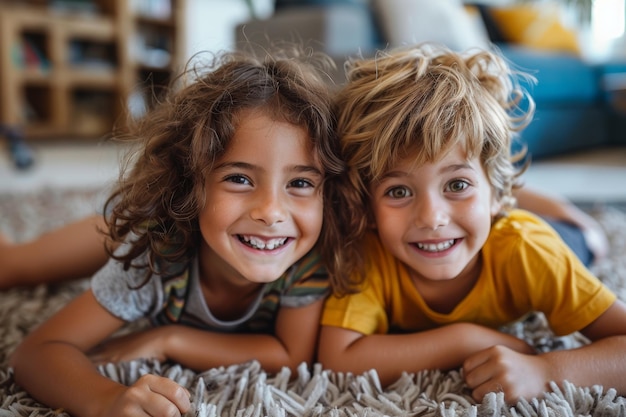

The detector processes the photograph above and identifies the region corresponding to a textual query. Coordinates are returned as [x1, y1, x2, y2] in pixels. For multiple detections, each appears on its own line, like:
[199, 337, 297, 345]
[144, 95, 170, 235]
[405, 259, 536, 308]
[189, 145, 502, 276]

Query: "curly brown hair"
[104, 46, 345, 289]
[332, 43, 535, 294]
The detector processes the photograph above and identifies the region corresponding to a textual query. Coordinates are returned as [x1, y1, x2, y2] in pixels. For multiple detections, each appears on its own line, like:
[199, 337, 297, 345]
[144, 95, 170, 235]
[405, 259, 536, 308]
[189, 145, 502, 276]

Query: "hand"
[89, 327, 169, 365]
[102, 373, 191, 417]
[463, 345, 551, 403]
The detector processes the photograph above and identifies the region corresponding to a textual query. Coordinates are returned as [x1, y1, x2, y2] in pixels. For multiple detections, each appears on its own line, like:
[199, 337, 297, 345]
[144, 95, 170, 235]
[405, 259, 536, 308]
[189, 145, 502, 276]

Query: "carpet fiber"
[1, 188, 626, 416]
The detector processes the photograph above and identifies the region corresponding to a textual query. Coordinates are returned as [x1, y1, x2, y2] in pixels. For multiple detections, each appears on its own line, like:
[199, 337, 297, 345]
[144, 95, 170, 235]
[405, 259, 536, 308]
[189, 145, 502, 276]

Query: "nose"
[250, 190, 288, 226]
[414, 193, 449, 230]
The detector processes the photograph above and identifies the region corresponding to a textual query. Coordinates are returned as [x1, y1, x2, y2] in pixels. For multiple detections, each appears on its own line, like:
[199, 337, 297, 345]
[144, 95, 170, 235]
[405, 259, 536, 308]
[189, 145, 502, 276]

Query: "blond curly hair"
[333, 43, 535, 294]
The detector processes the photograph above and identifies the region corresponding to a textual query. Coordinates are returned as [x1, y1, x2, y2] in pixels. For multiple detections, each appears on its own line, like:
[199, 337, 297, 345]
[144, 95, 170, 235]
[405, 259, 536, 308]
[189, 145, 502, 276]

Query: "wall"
[181, 0, 516, 60]
[184, 0, 274, 59]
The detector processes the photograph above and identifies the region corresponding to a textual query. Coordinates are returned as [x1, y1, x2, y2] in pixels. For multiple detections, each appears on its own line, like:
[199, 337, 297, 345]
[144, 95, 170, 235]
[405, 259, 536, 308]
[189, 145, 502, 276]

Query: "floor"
[0, 140, 127, 195]
[519, 146, 626, 204]
[1, 140, 626, 204]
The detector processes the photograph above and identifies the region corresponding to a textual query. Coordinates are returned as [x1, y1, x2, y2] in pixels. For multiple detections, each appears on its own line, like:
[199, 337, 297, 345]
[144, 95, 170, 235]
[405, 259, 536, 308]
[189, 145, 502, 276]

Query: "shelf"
[61, 15, 115, 40]
[0, 0, 186, 140]
[134, 14, 177, 28]
[19, 68, 52, 83]
[65, 69, 119, 87]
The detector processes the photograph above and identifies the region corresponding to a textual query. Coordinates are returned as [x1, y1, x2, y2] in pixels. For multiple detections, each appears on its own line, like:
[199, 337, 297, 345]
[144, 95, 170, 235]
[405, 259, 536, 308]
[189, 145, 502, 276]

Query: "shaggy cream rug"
[1, 188, 626, 417]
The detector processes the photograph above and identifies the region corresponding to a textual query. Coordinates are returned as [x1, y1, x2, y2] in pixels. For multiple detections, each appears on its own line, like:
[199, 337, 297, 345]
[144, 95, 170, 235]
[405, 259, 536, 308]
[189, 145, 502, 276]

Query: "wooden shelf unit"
[0, 0, 186, 140]
[122, 0, 186, 119]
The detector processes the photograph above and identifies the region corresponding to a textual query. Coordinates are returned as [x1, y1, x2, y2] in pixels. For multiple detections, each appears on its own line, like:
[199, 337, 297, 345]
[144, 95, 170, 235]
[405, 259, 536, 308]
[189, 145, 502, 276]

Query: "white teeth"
[240, 235, 288, 250]
[416, 239, 455, 252]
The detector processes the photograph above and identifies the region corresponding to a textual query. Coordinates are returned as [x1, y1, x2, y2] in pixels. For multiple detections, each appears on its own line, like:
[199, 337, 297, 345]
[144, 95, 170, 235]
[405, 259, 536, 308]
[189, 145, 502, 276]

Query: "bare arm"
[89, 297, 326, 374]
[318, 322, 535, 387]
[514, 187, 608, 261]
[463, 300, 626, 403]
[9, 291, 190, 417]
[0, 214, 111, 289]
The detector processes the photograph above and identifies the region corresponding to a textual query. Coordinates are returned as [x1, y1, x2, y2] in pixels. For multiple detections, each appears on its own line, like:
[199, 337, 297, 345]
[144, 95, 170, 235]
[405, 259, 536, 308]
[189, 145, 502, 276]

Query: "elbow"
[8, 338, 29, 369]
[8, 341, 32, 383]
[317, 326, 365, 373]
[263, 350, 316, 376]
[8, 348, 20, 370]
[317, 345, 351, 373]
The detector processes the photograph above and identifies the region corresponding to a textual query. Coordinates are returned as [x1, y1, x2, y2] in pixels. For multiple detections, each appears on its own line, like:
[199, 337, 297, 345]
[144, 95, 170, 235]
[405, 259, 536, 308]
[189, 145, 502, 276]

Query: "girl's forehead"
[220, 112, 319, 164]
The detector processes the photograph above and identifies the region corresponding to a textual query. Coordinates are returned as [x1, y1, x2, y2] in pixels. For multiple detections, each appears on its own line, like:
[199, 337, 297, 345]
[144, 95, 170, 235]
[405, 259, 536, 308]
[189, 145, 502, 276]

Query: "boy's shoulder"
[492, 209, 556, 237]
[486, 209, 571, 263]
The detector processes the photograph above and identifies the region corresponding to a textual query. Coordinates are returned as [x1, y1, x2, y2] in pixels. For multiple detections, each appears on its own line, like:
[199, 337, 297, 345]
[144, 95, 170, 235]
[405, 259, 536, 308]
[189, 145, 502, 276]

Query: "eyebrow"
[443, 163, 475, 173]
[380, 162, 475, 180]
[214, 161, 323, 176]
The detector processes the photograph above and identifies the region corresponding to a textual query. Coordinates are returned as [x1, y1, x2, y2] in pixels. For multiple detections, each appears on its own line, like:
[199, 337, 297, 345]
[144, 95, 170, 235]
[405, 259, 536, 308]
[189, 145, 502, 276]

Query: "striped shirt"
[92, 246, 329, 334]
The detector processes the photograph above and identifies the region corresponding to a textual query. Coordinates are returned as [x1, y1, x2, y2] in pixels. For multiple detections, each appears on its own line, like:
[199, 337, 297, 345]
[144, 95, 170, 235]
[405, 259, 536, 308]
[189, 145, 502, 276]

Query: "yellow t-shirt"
[322, 210, 615, 337]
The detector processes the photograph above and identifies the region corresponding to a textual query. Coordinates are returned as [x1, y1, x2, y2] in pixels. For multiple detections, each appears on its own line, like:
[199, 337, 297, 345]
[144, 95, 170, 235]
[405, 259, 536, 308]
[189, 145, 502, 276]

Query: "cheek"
[369, 199, 387, 228]
[297, 195, 324, 234]
[199, 192, 236, 228]
[371, 207, 403, 241]
[490, 198, 502, 217]
[312, 197, 325, 231]
[466, 202, 495, 242]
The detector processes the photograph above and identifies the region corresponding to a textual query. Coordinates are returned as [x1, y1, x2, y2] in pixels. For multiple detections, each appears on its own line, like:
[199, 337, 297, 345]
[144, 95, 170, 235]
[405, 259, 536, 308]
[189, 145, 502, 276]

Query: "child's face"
[369, 144, 500, 286]
[197, 110, 324, 286]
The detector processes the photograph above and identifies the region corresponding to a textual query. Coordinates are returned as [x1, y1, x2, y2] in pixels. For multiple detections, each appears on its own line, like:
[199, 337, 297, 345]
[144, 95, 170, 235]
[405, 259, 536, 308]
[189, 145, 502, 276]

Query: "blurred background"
[0, 0, 625, 204]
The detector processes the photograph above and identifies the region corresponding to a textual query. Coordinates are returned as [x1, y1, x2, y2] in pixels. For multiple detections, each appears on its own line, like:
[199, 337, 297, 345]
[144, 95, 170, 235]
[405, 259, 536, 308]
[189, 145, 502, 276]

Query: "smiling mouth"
[415, 239, 457, 253]
[238, 235, 289, 250]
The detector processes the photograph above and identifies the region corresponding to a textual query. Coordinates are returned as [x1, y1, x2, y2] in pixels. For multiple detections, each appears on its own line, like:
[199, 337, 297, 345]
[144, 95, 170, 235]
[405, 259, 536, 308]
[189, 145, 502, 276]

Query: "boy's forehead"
[381, 142, 477, 174]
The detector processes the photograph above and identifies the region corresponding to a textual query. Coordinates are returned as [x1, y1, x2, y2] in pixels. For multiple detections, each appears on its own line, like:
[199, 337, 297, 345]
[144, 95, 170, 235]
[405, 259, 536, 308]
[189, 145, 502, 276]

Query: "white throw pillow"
[372, 0, 491, 51]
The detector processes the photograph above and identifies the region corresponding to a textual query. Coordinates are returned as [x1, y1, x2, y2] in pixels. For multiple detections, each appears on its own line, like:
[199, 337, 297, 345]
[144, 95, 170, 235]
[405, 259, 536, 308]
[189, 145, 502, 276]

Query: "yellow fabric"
[322, 210, 615, 337]
[489, 5, 580, 54]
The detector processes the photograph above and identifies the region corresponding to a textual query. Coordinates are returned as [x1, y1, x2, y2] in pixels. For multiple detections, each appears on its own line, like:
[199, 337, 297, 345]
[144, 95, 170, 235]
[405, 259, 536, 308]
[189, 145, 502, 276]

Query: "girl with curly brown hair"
[10, 47, 344, 417]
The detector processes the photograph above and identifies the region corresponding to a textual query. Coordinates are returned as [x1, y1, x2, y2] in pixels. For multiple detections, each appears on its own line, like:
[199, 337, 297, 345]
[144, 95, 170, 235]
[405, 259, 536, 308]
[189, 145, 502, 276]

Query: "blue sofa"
[236, 1, 626, 159]
[499, 45, 626, 159]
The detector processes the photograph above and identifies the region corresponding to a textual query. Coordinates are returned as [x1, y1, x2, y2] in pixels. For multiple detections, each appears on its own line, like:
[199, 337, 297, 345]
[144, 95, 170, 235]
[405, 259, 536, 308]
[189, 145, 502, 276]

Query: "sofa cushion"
[498, 45, 599, 103]
[487, 4, 580, 55]
[371, 0, 490, 51]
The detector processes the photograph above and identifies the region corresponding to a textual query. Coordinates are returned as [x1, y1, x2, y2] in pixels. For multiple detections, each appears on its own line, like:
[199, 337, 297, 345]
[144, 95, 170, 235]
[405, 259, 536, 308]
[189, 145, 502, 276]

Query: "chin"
[241, 268, 289, 284]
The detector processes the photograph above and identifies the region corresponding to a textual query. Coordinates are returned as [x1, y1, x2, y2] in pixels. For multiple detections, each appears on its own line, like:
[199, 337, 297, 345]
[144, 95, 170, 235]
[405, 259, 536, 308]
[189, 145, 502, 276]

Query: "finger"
[140, 374, 191, 416]
[463, 358, 495, 390]
[462, 348, 492, 375]
[470, 379, 506, 403]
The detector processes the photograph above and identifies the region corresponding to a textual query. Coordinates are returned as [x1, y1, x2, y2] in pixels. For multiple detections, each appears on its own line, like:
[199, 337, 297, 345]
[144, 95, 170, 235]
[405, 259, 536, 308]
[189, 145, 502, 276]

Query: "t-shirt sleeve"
[321, 234, 390, 335]
[91, 243, 164, 322]
[321, 285, 389, 335]
[493, 211, 616, 336]
[280, 250, 330, 308]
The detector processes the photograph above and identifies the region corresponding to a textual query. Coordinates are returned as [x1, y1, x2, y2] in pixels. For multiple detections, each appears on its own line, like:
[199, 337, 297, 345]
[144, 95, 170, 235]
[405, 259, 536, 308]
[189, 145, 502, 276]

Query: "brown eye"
[448, 180, 468, 192]
[289, 178, 314, 189]
[387, 186, 411, 199]
[225, 175, 250, 185]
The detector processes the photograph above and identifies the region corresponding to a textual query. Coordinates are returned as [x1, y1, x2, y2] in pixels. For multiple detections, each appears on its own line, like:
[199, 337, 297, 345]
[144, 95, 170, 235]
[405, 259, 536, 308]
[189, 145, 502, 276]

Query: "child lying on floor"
[319, 43, 626, 403]
[9, 46, 345, 417]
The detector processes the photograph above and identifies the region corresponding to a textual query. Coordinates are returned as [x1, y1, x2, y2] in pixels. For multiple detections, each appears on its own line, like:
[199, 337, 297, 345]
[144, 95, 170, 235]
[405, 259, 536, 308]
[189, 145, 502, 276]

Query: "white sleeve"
[91, 243, 164, 322]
